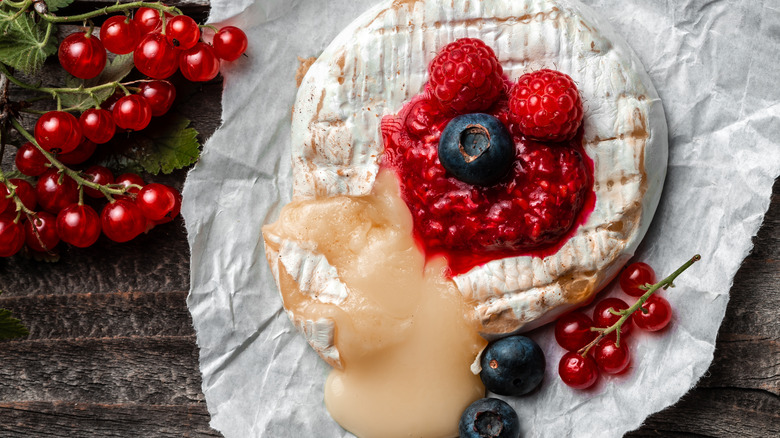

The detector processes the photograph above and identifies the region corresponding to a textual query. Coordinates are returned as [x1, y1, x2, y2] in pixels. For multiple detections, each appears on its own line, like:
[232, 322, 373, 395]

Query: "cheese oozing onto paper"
[264, 170, 486, 438]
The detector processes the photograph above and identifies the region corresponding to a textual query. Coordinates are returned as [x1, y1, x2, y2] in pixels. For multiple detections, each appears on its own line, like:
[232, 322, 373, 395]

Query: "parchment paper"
[182, 0, 780, 436]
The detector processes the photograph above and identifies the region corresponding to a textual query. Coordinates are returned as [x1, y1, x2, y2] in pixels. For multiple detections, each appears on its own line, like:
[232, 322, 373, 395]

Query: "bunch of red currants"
[61, 7, 247, 82]
[58, 7, 247, 134]
[554, 262, 674, 389]
[0, 7, 249, 258]
[0, 160, 183, 256]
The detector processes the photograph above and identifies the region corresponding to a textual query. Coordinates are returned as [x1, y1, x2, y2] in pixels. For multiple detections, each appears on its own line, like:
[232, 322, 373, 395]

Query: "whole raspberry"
[508, 69, 583, 141]
[428, 38, 504, 114]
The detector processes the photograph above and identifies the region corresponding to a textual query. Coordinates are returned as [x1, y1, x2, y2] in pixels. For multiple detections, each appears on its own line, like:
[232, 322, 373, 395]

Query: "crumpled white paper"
[182, 0, 780, 437]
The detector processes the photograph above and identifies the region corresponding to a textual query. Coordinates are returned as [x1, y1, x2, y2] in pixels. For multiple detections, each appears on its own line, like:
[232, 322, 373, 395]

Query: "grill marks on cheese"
[264, 170, 486, 438]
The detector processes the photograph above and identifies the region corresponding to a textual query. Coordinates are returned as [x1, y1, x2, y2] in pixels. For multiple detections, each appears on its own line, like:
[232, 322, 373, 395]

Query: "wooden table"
[0, 1, 777, 436]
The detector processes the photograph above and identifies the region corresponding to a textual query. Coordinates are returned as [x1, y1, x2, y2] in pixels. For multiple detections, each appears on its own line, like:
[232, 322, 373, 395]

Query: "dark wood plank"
[0, 221, 190, 297]
[0, 290, 193, 340]
[627, 388, 780, 438]
[0, 337, 204, 404]
[0, 401, 219, 438]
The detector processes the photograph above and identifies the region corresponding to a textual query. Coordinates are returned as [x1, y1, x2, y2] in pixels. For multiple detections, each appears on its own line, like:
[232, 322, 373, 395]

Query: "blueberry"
[480, 335, 545, 397]
[459, 397, 520, 438]
[438, 113, 514, 186]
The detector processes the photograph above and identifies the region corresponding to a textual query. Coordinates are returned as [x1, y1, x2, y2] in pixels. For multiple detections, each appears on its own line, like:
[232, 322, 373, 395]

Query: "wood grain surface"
[0, 1, 777, 437]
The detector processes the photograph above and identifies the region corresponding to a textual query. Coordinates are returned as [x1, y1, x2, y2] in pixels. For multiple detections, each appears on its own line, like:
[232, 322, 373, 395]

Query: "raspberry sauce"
[381, 85, 595, 276]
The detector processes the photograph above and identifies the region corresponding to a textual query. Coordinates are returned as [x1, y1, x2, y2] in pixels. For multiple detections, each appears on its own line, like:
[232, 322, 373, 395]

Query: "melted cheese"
[264, 171, 486, 438]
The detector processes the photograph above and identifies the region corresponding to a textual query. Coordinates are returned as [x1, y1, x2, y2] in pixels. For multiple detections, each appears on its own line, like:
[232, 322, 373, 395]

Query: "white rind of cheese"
[264, 231, 347, 368]
[283, 0, 668, 341]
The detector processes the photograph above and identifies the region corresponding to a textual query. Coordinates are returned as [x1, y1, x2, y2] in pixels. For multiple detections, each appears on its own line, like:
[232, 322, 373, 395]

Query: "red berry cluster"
[0, 8, 250, 258]
[60, 8, 248, 82]
[0, 161, 182, 257]
[382, 38, 592, 274]
[30, 79, 174, 155]
[554, 262, 674, 389]
[427, 41, 583, 143]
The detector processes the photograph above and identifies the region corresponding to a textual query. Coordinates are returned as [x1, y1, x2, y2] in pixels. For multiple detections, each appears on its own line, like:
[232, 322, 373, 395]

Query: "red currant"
[555, 312, 598, 352]
[56, 204, 101, 248]
[633, 294, 673, 332]
[593, 297, 633, 339]
[179, 42, 220, 82]
[101, 199, 147, 242]
[558, 352, 598, 389]
[100, 15, 141, 54]
[133, 7, 169, 34]
[134, 32, 179, 79]
[593, 339, 631, 374]
[57, 138, 97, 165]
[25, 211, 60, 253]
[115, 173, 145, 199]
[213, 26, 248, 61]
[619, 262, 657, 297]
[79, 108, 116, 144]
[0, 217, 25, 257]
[58, 32, 107, 79]
[82, 166, 115, 198]
[3, 179, 37, 217]
[36, 169, 79, 214]
[135, 183, 178, 221]
[138, 80, 176, 116]
[166, 15, 200, 50]
[154, 187, 181, 225]
[15, 142, 49, 176]
[35, 111, 83, 154]
[112, 95, 152, 131]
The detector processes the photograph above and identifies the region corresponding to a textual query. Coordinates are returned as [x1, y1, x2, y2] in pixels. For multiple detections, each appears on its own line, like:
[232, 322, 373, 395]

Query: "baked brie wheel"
[264, 0, 667, 362]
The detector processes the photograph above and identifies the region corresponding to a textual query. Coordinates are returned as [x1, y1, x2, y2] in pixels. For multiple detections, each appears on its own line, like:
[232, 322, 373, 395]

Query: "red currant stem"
[577, 254, 702, 357]
[26, 211, 54, 253]
[117, 83, 131, 96]
[20, 104, 83, 114]
[9, 116, 130, 198]
[38, 2, 182, 24]
[200, 24, 220, 33]
[0, 63, 127, 102]
[159, 10, 168, 35]
[89, 92, 102, 109]
[0, 175, 36, 221]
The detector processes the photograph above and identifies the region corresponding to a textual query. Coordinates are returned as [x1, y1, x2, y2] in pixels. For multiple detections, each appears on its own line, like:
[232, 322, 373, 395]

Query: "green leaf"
[59, 53, 134, 111]
[0, 308, 29, 340]
[96, 53, 135, 84]
[97, 114, 201, 175]
[44, 0, 76, 12]
[0, 10, 57, 74]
